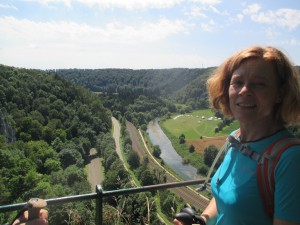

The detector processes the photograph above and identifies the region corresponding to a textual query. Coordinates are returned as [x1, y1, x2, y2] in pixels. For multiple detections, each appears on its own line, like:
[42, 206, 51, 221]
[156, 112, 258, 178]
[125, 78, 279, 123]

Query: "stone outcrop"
[0, 108, 16, 142]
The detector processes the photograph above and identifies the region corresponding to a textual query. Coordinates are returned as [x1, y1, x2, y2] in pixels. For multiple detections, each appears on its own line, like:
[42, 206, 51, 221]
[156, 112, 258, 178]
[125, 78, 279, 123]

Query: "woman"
[174, 46, 300, 225]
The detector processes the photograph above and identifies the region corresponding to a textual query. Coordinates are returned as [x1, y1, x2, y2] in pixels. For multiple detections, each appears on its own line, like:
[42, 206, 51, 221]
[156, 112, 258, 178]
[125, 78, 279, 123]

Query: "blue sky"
[0, 0, 299, 69]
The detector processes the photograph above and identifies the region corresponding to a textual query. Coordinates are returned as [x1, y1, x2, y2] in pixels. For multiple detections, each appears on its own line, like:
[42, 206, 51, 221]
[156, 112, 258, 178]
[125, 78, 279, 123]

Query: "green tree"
[139, 169, 155, 186]
[42, 126, 55, 144]
[153, 145, 161, 158]
[204, 145, 218, 167]
[127, 150, 140, 169]
[17, 117, 43, 141]
[179, 134, 185, 144]
[189, 144, 195, 153]
[58, 148, 84, 169]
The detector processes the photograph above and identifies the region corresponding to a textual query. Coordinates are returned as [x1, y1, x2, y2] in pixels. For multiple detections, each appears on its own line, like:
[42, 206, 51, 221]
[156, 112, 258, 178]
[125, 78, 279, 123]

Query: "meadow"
[161, 109, 239, 140]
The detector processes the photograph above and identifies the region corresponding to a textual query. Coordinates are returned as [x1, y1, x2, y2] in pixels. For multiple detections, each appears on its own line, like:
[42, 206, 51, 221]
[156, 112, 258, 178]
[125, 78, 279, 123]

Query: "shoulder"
[229, 129, 240, 138]
[275, 139, 300, 176]
[274, 130, 300, 164]
[275, 129, 300, 158]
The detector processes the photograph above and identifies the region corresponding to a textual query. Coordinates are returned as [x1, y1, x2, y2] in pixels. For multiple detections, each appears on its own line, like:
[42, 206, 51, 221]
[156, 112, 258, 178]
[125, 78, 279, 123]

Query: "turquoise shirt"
[211, 129, 300, 225]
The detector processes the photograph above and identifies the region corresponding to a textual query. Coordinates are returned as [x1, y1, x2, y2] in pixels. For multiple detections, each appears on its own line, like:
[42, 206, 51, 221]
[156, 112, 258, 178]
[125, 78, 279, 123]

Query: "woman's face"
[228, 58, 281, 126]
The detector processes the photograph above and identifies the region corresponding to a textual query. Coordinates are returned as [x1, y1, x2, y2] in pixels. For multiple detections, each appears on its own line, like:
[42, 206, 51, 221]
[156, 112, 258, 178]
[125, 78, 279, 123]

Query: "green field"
[161, 109, 239, 140]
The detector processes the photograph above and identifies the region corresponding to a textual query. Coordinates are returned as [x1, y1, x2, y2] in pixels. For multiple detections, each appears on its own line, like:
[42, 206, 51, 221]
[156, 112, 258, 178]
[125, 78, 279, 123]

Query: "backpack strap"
[228, 135, 262, 163]
[257, 137, 300, 219]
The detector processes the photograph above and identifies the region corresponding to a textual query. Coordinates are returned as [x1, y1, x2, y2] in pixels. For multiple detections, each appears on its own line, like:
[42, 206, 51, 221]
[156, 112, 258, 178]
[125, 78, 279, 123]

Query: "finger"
[39, 209, 48, 220]
[12, 209, 48, 225]
[173, 218, 184, 225]
[12, 211, 28, 224]
[19, 218, 48, 225]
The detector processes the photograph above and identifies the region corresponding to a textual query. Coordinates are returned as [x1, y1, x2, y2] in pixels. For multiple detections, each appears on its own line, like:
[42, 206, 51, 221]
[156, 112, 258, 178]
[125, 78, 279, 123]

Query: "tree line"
[52, 67, 212, 111]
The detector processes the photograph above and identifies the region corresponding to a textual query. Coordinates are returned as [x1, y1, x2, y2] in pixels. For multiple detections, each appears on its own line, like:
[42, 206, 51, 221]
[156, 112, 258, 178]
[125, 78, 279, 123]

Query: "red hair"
[207, 46, 300, 126]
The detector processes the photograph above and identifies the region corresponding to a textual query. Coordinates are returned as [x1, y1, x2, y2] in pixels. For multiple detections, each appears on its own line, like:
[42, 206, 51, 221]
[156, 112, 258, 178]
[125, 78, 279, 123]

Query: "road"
[87, 148, 103, 191]
[112, 117, 123, 162]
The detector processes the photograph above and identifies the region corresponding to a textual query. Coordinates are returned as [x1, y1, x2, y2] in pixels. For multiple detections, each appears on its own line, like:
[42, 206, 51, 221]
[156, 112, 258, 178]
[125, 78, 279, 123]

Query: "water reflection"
[147, 120, 199, 180]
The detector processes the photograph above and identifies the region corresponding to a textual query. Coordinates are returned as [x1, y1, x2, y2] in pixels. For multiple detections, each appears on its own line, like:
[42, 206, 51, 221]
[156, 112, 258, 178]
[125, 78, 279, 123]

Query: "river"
[147, 120, 199, 180]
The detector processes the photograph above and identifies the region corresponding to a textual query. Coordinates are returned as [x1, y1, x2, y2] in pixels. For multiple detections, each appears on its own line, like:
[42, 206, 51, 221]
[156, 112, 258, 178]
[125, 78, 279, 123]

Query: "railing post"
[95, 184, 103, 225]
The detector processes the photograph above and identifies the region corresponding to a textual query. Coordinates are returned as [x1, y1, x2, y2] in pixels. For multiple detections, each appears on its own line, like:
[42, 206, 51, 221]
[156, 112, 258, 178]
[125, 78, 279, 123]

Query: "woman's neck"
[238, 122, 284, 142]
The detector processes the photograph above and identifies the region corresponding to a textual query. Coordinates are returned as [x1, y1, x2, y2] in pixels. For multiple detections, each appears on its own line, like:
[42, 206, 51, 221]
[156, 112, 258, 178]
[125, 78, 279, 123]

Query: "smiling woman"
[174, 46, 300, 225]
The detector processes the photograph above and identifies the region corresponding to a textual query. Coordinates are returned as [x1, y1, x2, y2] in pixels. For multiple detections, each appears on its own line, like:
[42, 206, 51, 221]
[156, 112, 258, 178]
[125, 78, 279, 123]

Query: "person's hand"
[173, 218, 186, 225]
[12, 209, 48, 225]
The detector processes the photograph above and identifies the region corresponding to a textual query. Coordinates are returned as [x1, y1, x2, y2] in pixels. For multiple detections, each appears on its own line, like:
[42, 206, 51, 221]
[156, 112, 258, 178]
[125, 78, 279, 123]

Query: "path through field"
[87, 148, 103, 191]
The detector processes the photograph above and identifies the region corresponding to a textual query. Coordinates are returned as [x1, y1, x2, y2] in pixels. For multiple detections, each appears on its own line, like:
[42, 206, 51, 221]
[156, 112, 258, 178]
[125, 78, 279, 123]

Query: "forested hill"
[0, 64, 112, 143]
[0, 64, 112, 223]
[52, 67, 215, 102]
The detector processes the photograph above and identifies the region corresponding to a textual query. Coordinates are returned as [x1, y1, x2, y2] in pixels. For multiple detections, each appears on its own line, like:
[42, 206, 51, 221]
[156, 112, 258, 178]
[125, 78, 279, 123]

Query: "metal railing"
[0, 179, 206, 225]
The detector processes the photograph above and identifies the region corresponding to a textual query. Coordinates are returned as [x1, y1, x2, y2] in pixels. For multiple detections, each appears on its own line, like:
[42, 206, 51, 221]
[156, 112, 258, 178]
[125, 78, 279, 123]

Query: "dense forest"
[0, 64, 114, 224]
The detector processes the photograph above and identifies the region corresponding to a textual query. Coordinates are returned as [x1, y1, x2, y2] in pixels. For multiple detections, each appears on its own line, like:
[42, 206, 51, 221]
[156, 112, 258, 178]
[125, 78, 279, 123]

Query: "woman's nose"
[239, 84, 252, 95]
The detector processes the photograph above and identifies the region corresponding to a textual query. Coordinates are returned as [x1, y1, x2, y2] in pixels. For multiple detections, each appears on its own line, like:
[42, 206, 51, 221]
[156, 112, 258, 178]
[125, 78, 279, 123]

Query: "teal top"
[211, 129, 300, 225]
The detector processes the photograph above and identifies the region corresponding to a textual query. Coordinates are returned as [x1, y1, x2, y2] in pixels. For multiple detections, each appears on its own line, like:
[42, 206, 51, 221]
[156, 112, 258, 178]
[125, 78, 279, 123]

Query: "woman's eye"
[254, 82, 266, 88]
[231, 80, 243, 86]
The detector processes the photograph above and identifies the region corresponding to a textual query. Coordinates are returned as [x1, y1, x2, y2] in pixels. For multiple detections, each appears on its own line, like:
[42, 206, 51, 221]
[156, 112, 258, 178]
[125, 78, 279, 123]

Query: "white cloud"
[236, 14, 244, 22]
[1, 44, 212, 69]
[0, 3, 18, 10]
[185, 0, 224, 19]
[23, 0, 184, 10]
[200, 19, 215, 32]
[243, 4, 300, 30]
[79, 0, 184, 10]
[0, 16, 192, 45]
[252, 8, 300, 30]
[23, 0, 72, 8]
[190, 0, 221, 5]
[243, 3, 261, 15]
[187, 6, 207, 18]
[0, 15, 204, 69]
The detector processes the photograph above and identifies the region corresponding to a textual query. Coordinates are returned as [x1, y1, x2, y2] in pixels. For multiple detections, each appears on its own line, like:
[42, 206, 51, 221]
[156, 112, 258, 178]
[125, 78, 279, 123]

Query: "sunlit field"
[162, 109, 239, 140]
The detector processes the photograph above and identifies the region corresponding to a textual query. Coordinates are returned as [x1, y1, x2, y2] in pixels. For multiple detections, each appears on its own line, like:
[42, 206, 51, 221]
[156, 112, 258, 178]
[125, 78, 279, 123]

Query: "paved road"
[126, 120, 210, 211]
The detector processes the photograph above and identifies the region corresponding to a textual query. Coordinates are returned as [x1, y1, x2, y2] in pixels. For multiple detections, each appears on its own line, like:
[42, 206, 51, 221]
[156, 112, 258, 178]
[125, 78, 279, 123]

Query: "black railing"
[0, 179, 206, 225]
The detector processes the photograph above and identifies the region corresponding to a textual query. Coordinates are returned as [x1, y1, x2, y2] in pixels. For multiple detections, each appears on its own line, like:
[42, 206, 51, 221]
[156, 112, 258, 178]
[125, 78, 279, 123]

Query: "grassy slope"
[159, 109, 239, 170]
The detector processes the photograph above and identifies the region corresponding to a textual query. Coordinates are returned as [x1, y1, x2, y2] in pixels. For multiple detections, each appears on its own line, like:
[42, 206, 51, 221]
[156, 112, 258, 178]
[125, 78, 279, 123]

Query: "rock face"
[0, 108, 16, 143]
